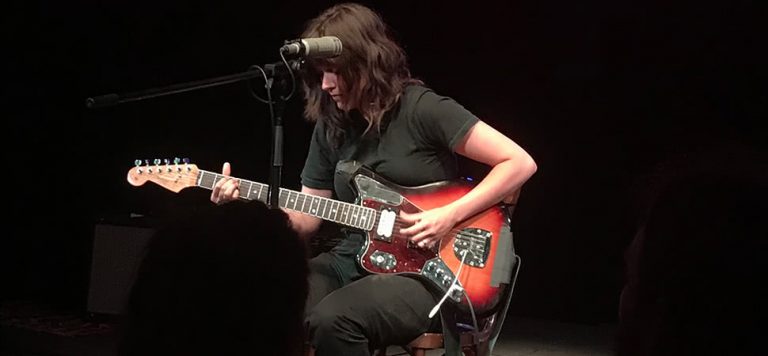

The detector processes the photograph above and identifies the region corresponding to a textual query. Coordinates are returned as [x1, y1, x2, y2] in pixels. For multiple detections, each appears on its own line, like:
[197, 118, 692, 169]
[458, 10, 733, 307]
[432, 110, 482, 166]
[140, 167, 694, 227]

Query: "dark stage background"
[3, 0, 764, 324]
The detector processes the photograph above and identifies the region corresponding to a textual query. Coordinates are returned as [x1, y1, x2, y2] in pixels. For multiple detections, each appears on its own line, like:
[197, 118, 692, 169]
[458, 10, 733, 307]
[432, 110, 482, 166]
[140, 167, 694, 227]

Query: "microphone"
[280, 36, 342, 58]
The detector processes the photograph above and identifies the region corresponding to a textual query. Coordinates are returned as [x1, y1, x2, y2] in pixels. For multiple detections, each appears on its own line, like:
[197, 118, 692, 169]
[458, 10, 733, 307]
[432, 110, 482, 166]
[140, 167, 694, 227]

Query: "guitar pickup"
[374, 208, 396, 242]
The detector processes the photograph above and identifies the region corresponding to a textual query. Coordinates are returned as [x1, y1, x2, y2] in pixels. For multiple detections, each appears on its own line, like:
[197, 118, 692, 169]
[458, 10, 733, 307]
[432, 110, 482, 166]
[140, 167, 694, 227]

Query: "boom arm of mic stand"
[85, 69, 267, 109]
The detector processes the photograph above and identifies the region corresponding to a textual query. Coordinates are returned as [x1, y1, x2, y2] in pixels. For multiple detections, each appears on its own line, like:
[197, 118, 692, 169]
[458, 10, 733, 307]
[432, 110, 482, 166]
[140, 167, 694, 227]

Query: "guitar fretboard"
[196, 170, 376, 231]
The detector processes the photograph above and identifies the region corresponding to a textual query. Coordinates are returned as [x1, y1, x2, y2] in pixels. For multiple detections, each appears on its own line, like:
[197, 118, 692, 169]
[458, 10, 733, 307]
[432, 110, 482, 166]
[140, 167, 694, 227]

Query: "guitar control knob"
[370, 251, 396, 271]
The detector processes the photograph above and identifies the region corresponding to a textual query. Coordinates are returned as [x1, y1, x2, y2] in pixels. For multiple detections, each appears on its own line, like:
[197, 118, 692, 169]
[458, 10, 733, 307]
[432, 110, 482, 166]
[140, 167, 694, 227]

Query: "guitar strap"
[334, 160, 366, 204]
[335, 160, 365, 183]
[490, 220, 515, 286]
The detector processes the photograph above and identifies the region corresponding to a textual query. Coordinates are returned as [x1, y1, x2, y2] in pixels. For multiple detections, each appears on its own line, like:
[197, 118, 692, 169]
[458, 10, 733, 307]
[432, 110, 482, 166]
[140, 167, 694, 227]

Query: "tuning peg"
[153, 158, 161, 165]
[173, 157, 181, 165]
[182, 158, 192, 171]
[134, 159, 144, 174]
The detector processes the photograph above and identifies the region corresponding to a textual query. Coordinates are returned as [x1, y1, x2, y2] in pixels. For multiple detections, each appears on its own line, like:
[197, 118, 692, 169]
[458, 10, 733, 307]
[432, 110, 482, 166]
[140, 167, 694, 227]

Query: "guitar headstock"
[127, 158, 199, 193]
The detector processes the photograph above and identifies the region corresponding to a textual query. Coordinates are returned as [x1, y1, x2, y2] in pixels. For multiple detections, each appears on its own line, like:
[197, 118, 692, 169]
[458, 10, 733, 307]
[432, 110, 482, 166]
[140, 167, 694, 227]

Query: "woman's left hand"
[399, 206, 460, 249]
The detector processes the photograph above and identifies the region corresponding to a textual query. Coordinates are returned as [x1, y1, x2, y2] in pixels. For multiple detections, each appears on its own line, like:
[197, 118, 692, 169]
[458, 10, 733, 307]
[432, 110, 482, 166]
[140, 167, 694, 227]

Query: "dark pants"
[305, 233, 440, 356]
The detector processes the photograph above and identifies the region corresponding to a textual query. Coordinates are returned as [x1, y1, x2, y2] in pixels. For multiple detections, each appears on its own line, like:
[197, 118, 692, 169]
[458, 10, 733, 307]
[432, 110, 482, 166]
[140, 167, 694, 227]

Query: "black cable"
[278, 49, 297, 101]
[265, 74, 275, 126]
[247, 51, 298, 104]
[247, 65, 271, 104]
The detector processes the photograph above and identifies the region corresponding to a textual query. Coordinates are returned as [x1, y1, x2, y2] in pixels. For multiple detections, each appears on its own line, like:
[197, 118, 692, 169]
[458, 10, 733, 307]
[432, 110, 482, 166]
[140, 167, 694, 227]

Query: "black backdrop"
[3, 0, 764, 324]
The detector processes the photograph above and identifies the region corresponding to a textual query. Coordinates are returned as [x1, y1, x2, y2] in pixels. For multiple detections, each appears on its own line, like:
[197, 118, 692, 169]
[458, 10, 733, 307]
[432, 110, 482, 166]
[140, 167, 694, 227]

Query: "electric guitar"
[127, 159, 512, 315]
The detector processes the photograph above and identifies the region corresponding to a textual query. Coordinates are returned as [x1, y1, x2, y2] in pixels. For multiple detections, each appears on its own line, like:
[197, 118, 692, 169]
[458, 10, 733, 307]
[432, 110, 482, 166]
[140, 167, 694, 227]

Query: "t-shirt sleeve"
[300, 120, 336, 190]
[411, 89, 480, 150]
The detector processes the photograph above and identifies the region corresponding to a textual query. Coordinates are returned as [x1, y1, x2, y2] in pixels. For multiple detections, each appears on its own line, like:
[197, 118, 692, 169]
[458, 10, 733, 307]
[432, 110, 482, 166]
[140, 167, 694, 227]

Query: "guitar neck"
[196, 170, 375, 231]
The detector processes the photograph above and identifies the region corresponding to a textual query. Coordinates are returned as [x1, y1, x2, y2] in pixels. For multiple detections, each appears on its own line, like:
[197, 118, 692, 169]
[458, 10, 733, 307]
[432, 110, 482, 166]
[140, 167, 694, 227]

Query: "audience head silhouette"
[618, 145, 767, 355]
[120, 201, 308, 356]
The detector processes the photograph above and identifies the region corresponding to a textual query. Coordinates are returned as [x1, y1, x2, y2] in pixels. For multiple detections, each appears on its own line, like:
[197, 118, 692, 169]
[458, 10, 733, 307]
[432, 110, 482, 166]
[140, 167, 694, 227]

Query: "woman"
[212, 3, 537, 355]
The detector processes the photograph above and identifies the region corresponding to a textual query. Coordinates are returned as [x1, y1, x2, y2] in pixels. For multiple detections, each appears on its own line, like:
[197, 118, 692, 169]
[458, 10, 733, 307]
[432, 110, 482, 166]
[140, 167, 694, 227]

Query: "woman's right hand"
[211, 162, 240, 205]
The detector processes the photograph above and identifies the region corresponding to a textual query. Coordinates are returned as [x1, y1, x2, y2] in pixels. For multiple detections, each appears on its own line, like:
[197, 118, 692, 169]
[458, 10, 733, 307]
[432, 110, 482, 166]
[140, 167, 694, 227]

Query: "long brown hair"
[300, 3, 421, 147]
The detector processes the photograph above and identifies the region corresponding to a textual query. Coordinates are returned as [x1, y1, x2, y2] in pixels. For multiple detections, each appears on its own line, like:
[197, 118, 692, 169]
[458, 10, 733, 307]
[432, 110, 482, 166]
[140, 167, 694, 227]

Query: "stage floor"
[1, 301, 616, 356]
[380, 316, 616, 356]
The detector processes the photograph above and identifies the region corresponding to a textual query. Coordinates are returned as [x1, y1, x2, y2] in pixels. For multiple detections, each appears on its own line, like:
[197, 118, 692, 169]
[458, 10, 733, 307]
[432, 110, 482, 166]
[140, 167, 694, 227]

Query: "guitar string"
[200, 170, 490, 246]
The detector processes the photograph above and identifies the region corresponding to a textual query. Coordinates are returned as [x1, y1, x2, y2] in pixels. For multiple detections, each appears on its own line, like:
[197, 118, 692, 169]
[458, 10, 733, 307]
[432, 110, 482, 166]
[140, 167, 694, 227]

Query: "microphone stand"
[262, 62, 290, 209]
[86, 60, 299, 210]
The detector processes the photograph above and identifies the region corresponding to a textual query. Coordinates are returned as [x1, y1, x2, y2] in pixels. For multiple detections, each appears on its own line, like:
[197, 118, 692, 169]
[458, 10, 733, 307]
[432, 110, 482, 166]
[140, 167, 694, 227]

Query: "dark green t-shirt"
[301, 85, 479, 202]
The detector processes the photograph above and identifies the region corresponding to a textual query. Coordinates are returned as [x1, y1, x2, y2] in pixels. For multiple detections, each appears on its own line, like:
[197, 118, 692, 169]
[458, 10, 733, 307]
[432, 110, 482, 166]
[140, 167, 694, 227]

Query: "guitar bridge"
[453, 228, 491, 267]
